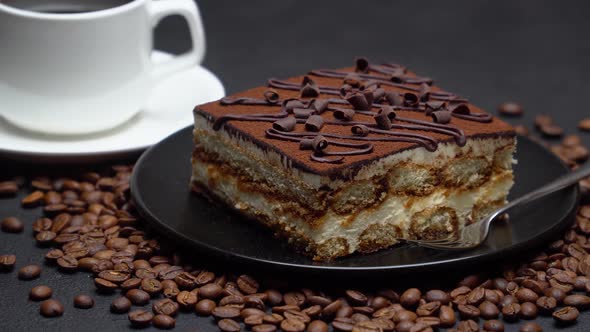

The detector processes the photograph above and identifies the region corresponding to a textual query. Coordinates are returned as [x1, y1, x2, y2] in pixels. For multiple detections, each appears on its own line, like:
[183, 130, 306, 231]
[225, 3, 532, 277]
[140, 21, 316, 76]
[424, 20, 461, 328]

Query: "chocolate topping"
[196, 58, 514, 174]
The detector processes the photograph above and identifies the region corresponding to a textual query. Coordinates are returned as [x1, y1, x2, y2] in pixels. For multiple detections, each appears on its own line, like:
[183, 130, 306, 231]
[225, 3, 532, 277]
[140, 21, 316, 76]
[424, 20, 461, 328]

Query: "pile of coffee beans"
[1, 107, 590, 331]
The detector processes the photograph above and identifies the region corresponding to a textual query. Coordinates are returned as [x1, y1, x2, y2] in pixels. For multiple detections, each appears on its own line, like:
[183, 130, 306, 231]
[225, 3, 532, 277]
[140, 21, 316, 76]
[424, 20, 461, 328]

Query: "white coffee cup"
[0, 0, 205, 135]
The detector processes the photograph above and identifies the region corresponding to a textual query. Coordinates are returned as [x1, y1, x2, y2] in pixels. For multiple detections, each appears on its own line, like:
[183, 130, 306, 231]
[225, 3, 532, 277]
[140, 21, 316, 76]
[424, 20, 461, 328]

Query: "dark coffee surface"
[1, 1, 590, 331]
[0, 0, 131, 13]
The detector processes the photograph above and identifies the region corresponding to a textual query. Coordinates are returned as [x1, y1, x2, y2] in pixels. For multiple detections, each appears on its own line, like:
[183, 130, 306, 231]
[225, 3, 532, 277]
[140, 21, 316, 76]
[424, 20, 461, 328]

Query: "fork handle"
[499, 160, 590, 214]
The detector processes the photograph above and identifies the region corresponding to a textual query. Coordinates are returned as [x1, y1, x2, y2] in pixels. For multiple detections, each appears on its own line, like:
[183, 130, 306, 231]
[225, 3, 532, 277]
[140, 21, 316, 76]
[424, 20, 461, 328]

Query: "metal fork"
[404, 161, 590, 250]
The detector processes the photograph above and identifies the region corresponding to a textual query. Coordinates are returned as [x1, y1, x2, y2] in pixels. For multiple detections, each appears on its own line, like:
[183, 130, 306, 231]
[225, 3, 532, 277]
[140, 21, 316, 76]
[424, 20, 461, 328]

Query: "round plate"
[0, 51, 224, 163]
[131, 127, 579, 275]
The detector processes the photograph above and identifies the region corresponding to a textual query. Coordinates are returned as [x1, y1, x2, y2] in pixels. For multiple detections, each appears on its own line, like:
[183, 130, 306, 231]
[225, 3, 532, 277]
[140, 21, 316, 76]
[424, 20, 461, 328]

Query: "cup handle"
[148, 0, 206, 81]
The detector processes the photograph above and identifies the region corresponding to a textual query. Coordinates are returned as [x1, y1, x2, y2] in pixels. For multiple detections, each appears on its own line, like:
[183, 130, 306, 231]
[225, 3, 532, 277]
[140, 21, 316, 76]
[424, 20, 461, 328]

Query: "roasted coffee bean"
[126, 289, 150, 306]
[308, 319, 329, 332]
[212, 306, 241, 320]
[176, 290, 198, 309]
[501, 302, 521, 321]
[483, 319, 505, 332]
[424, 290, 450, 304]
[516, 288, 539, 302]
[467, 286, 485, 305]
[579, 118, 590, 131]
[393, 309, 417, 322]
[94, 277, 118, 292]
[195, 299, 216, 316]
[0, 254, 16, 271]
[457, 304, 480, 319]
[98, 270, 130, 283]
[351, 313, 370, 323]
[36, 231, 56, 245]
[498, 102, 523, 116]
[416, 301, 440, 316]
[252, 324, 277, 332]
[283, 291, 306, 307]
[151, 298, 179, 317]
[0, 181, 18, 197]
[73, 294, 94, 309]
[153, 314, 175, 329]
[285, 309, 311, 323]
[438, 305, 455, 327]
[18, 264, 41, 280]
[236, 274, 259, 294]
[22, 191, 44, 207]
[400, 288, 421, 308]
[1, 217, 24, 233]
[519, 322, 543, 332]
[40, 299, 64, 317]
[244, 314, 263, 326]
[33, 218, 52, 234]
[218, 318, 240, 332]
[128, 309, 154, 327]
[544, 287, 566, 303]
[563, 294, 590, 309]
[200, 283, 224, 299]
[141, 278, 162, 295]
[394, 321, 414, 332]
[346, 290, 369, 305]
[220, 294, 244, 307]
[265, 289, 283, 306]
[173, 271, 197, 289]
[120, 277, 142, 291]
[553, 306, 579, 323]
[111, 297, 132, 314]
[281, 318, 306, 332]
[57, 255, 78, 271]
[536, 296, 557, 314]
[519, 302, 538, 319]
[263, 313, 285, 325]
[478, 300, 499, 319]
[30, 285, 53, 301]
[351, 320, 382, 332]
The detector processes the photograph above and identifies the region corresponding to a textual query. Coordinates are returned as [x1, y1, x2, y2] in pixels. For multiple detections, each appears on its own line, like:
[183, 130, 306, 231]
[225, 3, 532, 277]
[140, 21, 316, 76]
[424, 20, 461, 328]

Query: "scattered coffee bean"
[479, 300, 499, 319]
[520, 321, 543, 332]
[213, 306, 241, 320]
[0, 181, 18, 197]
[498, 102, 523, 116]
[40, 299, 64, 317]
[30, 285, 52, 301]
[400, 288, 421, 308]
[152, 298, 179, 316]
[153, 314, 176, 329]
[281, 318, 306, 332]
[0, 254, 16, 271]
[502, 302, 521, 321]
[308, 320, 329, 332]
[519, 302, 538, 319]
[563, 294, 590, 309]
[128, 309, 154, 327]
[18, 264, 41, 280]
[483, 319, 505, 332]
[94, 278, 118, 292]
[73, 294, 94, 309]
[579, 118, 590, 132]
[111, 297, 132, 314]
[1, 217, 24, 233]
[552, 306, 579, 323]
[457, 304, 480, 319]
[21, 191, 44, 207]
[536, 296, 556, 314]
[195, 299, 216, 316]
[177, 290, 198, 309]
[253, 324, 277, 332]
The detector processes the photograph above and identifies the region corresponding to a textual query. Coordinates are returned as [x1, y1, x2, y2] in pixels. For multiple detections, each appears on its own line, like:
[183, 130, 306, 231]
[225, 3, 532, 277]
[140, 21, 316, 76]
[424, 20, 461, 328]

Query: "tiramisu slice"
[191, 58, 516, 261]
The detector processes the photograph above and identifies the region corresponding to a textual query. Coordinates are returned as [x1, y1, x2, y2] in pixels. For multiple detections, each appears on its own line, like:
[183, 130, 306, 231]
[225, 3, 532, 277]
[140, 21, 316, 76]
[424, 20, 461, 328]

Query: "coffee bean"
[438, 305, 455, 327]
[456, 320, 478, 332]
[457, 304, 480, 320]
[519, 302, 538, 319]
[535, 114, 554, 128]
[283, 291, 306, 307]
[400, 288, 421, 308]
[128, 309, 154, 327]
[36, 231, 56, 245]
[152, 298, 179, 317]
[213, 306, 241, 320]
[536, 296, 557, 314]
[424, 290, 450, 304]
[281, 318, 306, 332]
[552, 306, 579, 323]
[94, 277, 118, 292]
[393, 309, 417, 323]
[579, 118, 590, 131]
[111, 297, 132, 314]
[244, 314, 263, 326]
[483, 319, 505, 332]
[73, 294, 94, 309]
[544, 287, 566, 303]
[98, 270, 130, 283]
[144, 314, 172, 330]
[351, 320, 382, 332]
[200, 283, 224, 299]
[467, 286, 485, 305]
[540, 124, 564, 137]
[176, 290, 198, 309]
[1, 217, 24, 233]
[0, 254, 16, 271]
[516, 288, 539, 303]
[416, 301, 440, 316]
[22, 191, 44, 207]
[479, 300, 499, 319]
[30, 285, 53, 301]
[563, 294, 590, 309]
[519, 322, 542, 332]
[498, 102, 523, 116]
[514, 125, 529, 136]
[263, 313, 285, 325]
[141, 278, 162, 295]
[501, 302, 521, 321]
[18, 264, 41, 280]
[253, 324, 277, 332]
[40, 299, 64, 317]
[394, 320, 414, 332]
[126, 289, 150, 306]
[285, 309, 311, 323]
[0, 181, 18, 197]
[57, 255, 78, 271]
[218, 318, 240, 332]
[308, 319, 329, 332]
[346, 290, 368, 305]
[235, 274, 259, 295]
[195, 299, 216, 316]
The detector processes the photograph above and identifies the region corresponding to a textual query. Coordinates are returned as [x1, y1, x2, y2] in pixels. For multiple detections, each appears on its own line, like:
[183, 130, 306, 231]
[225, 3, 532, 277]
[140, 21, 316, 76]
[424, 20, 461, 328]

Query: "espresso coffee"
[0, 0, 131, 13]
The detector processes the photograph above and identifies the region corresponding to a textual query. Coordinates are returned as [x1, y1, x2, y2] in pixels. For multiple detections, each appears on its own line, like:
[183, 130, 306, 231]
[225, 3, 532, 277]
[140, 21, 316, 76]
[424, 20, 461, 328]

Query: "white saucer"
[0, 51, 225, 163]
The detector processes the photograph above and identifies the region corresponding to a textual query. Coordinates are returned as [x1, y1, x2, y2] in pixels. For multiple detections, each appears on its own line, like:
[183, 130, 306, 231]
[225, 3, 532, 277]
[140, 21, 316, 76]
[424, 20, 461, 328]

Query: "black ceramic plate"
[131, 126, 579, 275]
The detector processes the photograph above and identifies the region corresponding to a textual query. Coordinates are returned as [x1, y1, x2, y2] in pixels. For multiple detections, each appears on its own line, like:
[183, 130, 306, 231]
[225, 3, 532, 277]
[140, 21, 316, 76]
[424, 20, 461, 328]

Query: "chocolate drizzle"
[212, 58, 495, 163]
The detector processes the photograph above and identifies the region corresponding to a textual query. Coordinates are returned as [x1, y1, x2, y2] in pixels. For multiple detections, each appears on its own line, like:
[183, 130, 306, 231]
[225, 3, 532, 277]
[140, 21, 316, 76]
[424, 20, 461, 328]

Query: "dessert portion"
[191, 58, 516, 261]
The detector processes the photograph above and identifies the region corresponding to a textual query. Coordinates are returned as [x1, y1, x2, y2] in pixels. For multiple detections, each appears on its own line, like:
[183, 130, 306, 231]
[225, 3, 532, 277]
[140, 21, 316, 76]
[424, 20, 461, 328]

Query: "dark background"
[1, 0, 590, 331]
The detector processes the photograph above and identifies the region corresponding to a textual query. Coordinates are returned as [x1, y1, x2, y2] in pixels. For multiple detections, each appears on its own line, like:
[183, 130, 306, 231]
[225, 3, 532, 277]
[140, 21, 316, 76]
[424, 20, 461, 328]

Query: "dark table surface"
[2, 0, 590, 331]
